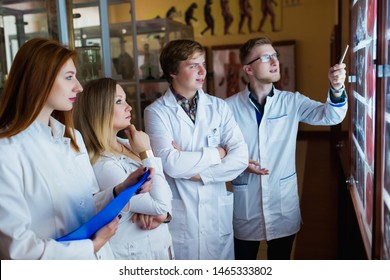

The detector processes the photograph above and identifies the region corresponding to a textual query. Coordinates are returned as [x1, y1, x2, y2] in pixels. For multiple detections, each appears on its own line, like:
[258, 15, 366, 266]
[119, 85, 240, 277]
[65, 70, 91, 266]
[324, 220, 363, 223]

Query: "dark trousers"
[234, 234, 296, 260]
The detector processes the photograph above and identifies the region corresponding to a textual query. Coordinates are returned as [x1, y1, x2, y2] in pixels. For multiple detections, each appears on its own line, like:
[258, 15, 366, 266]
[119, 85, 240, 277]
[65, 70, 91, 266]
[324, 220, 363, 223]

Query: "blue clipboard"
[56, 170, 150, 242]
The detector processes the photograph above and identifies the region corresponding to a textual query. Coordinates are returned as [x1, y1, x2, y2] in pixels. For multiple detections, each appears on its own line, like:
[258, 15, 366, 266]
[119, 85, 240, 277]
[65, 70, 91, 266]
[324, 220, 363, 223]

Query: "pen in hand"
[339, 44, 349, 64]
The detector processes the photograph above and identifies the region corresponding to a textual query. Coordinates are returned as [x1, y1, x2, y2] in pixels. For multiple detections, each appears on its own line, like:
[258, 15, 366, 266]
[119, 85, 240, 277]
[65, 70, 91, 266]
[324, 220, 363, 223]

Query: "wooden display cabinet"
[347, 0, 390, 260]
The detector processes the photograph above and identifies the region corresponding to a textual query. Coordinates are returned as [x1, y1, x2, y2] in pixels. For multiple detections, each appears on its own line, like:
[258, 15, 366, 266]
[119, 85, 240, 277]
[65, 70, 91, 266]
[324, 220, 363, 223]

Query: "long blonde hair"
[73, 78, 118, 164]
[0, 38, 80, 151]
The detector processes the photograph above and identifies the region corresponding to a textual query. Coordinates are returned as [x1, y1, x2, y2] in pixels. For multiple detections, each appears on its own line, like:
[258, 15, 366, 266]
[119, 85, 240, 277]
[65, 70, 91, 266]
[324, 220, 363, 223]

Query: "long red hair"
[0, 38, 80, 151]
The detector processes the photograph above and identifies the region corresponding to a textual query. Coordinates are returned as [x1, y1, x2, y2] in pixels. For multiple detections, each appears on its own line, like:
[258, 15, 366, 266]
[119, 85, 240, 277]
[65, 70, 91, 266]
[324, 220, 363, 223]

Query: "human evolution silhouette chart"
[164, 0, 283, 37]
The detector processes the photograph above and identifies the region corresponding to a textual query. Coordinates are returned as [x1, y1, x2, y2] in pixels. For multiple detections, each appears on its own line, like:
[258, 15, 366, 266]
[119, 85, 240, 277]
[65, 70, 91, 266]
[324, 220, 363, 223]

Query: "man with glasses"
[226, 37, 348, 260]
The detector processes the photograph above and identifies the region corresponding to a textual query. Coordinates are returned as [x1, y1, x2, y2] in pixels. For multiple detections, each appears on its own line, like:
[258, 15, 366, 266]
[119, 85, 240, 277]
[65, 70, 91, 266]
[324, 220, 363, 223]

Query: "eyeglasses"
[246, 53, 279, 65]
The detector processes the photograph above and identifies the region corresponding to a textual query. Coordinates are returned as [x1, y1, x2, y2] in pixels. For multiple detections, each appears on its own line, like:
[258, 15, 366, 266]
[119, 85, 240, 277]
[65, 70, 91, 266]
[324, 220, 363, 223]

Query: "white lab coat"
[226, 86, 348, 241]
[92, 137, 173, 260]
[0, 118, 114, 259]
[144, 88, 248, 260]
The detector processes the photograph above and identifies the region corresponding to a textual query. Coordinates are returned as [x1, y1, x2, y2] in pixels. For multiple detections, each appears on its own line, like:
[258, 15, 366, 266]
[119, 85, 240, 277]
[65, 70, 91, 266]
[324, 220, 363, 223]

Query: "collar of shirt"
[248, 84, 274, 114]
[171, 86, 199, 122]
[30, 116, 66, 140]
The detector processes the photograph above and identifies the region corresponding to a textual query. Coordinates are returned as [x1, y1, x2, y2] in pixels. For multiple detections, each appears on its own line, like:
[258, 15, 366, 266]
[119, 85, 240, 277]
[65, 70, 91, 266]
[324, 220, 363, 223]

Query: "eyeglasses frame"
[246, 52, 280, 65]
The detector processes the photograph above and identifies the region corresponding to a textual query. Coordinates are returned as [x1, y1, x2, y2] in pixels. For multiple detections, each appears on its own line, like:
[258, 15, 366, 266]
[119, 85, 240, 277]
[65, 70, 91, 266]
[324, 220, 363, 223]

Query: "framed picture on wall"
[273, 40, 296, 92]
[211, 40, 296, 99]
[211, 44, 245, 99]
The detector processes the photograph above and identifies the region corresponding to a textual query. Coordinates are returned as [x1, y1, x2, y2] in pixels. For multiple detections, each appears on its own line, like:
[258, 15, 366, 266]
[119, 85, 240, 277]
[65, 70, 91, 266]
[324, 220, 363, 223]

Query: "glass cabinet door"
[72, 3, 102, 81]
[107, 1, 141, 129]
[0, 0, 53, 92]
[69, 0, 142, 128]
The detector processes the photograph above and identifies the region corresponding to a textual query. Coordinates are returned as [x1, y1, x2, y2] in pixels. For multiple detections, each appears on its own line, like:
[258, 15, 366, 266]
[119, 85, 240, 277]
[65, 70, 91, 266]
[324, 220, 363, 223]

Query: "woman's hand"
[124, 124, 151, 154]
[92, 215, 120, 253]
[114, 167, 154, 196]
[131, 213, 168, 230]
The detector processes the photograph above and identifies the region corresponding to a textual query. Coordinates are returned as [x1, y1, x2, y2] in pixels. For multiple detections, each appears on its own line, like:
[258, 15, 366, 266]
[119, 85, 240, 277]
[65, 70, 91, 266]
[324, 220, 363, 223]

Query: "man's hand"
[190, 174, 202, 181]
[217, 146, 227, 159]
[172, 140, 228, 182]
[246, 159, 269, 175]
[328, 63, 346, 92]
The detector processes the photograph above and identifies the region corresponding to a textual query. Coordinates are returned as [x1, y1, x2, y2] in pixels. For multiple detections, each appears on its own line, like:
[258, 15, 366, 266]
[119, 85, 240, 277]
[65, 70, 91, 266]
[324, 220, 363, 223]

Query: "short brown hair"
[160, 39, 204, 84]
[239, 37, 273, 65]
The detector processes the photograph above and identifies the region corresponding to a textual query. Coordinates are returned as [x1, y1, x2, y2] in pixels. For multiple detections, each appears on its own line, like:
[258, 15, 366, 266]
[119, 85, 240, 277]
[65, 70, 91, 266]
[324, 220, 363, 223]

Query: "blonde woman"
[73, 78, 173, 260]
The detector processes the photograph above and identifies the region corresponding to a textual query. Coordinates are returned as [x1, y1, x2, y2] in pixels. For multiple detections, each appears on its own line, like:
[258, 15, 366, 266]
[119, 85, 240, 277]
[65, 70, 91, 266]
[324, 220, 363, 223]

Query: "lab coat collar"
[240, 84, 277, 105]
[193, 89, 212, 123]
[239, 85, 252, 104]
[49, 117, 66, 139]
[162, 88, 210, 126]
[162, 87, 209, 107]
[117, 136, 130, 148]
[29, 116, 66, 140]
[99, 137, 131, 160]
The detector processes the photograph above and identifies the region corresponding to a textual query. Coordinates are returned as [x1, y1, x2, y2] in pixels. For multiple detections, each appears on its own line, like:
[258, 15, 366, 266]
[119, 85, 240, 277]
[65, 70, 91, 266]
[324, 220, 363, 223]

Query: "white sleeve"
[0, 145, 96, 260]
[144, 105, 222, 179]
[199, 102, 248, 184]
[93, 156, 171, 215]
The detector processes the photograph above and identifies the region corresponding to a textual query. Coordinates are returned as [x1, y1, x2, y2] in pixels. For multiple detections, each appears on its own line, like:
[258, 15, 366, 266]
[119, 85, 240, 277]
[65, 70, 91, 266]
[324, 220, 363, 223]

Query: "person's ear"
[242, 65, 252, 75]
[170, 70, 179, 80]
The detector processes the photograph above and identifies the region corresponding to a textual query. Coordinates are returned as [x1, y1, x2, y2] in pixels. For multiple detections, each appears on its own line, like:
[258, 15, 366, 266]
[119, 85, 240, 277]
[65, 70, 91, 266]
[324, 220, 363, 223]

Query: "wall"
[121, 0, 342, 132]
